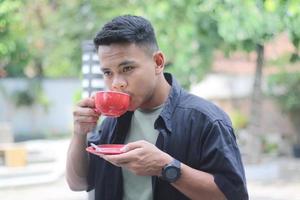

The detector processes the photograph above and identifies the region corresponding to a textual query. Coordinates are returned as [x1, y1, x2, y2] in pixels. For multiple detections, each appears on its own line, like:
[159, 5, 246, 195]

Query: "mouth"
[123, 91, 131, 96]
[110, 89, 131, 96]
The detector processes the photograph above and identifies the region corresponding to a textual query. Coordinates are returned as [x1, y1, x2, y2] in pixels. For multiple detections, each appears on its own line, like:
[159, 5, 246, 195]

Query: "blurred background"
[0, 0, 299, 199]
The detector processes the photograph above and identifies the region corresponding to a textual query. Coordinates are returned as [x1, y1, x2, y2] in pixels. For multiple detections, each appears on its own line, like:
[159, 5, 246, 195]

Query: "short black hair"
[93, 15, 159, 54]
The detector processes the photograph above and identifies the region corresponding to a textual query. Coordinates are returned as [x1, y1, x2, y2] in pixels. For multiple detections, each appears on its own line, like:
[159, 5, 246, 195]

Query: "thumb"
[121, 140, 144, 152]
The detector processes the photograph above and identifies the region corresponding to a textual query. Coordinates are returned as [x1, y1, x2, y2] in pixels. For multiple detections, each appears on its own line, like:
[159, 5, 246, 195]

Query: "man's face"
[97, 43, 161, 111]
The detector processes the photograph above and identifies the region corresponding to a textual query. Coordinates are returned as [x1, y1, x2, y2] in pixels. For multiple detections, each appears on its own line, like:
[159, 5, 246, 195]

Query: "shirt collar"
[155, 73, 182, 133]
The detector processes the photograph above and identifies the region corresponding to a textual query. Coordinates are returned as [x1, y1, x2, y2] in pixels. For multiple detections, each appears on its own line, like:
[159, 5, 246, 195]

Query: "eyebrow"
[101, 60, 136, 71]
[118, 60, 136, 67]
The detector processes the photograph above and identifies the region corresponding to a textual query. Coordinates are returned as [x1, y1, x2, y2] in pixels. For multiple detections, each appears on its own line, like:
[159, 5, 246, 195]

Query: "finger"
[93, 152, 105, 158]
[102, 154, 133, 165]
[121, 140, 145, 152]
[75, 116, 99, 123]
[119, 162, 131, 168]
[90, 93, 96, 99]
[77, 98, 95, 108]
[74, 107, 99, 117]
[100, 155, 121, 166]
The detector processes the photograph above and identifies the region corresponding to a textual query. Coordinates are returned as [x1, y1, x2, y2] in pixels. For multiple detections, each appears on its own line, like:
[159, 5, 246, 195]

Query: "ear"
[153, 51, 165, 74]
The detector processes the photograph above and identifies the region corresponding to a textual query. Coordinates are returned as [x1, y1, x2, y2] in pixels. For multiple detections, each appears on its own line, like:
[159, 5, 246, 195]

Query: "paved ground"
[246, 157, 300, 200]
[0, 139, 87, 200]
[1, 173, 299, 200]
[0, 176, 87, 200]
[249, 180, 300, 200]
[1, 139, 299, 200]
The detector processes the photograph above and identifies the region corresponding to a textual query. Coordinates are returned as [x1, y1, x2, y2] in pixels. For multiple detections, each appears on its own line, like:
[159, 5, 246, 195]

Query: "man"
[66, 15, 248, 200]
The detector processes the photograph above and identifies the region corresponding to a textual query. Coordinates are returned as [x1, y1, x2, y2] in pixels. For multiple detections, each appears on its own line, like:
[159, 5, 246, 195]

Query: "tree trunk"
[250, 44, 264, 133]
[290, 111, 300, 145]
[246, 44, 264, 162]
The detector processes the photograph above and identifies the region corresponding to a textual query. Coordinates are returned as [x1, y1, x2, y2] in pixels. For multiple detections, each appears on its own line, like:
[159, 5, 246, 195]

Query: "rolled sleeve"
[200, 120, 248, 200]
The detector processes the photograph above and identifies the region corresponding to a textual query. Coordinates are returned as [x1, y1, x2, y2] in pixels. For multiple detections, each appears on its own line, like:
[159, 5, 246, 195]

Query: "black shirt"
[87, 73, 248, 200]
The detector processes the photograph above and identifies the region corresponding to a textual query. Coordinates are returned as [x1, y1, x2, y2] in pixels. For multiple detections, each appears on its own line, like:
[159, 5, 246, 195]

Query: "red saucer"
[86, 144, 125, 155]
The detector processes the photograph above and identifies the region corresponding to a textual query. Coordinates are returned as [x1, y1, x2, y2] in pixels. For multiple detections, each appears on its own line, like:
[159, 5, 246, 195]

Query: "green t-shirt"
[122, 105, 163, 200]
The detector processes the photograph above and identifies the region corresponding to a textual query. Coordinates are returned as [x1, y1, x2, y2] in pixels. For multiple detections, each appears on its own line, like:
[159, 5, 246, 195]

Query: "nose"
[112, 76, 127, 91]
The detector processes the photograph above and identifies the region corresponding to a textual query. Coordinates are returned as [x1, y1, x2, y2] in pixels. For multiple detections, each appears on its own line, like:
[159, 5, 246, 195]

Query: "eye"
[123, 66, 134, 73]
[103, 70, 112, 77]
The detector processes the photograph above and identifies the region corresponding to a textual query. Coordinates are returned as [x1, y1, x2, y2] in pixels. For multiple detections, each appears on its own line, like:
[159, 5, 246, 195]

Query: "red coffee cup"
[94, 91, 130, 117]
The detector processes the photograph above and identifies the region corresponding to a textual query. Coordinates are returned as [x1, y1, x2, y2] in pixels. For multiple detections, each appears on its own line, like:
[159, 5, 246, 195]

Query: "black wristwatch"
[161, 159, 181, 183]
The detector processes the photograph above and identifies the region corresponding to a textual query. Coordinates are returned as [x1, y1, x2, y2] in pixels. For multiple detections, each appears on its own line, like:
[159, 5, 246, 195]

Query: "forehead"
[97, 43, 149, 65]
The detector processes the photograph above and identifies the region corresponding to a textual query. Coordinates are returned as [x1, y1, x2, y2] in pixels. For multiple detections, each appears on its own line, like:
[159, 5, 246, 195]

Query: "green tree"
[2, 0, 214, 86]
[0, 0, 29, 76]
[268, 0, 300, 155]
[283, 0, 300, 63]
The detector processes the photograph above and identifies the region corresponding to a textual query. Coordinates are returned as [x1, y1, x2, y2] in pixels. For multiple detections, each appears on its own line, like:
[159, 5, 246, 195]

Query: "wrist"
[156, 153, 173, 177]
[73, 132, 87, 142]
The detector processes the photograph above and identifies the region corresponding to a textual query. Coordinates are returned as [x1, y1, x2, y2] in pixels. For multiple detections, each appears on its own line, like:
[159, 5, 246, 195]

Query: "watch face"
[166, 167, 178, 179]
[162, 159, 181, 182]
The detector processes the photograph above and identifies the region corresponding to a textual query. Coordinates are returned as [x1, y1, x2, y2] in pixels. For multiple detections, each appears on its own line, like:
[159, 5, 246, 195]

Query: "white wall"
[0, 78, 81, 136]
